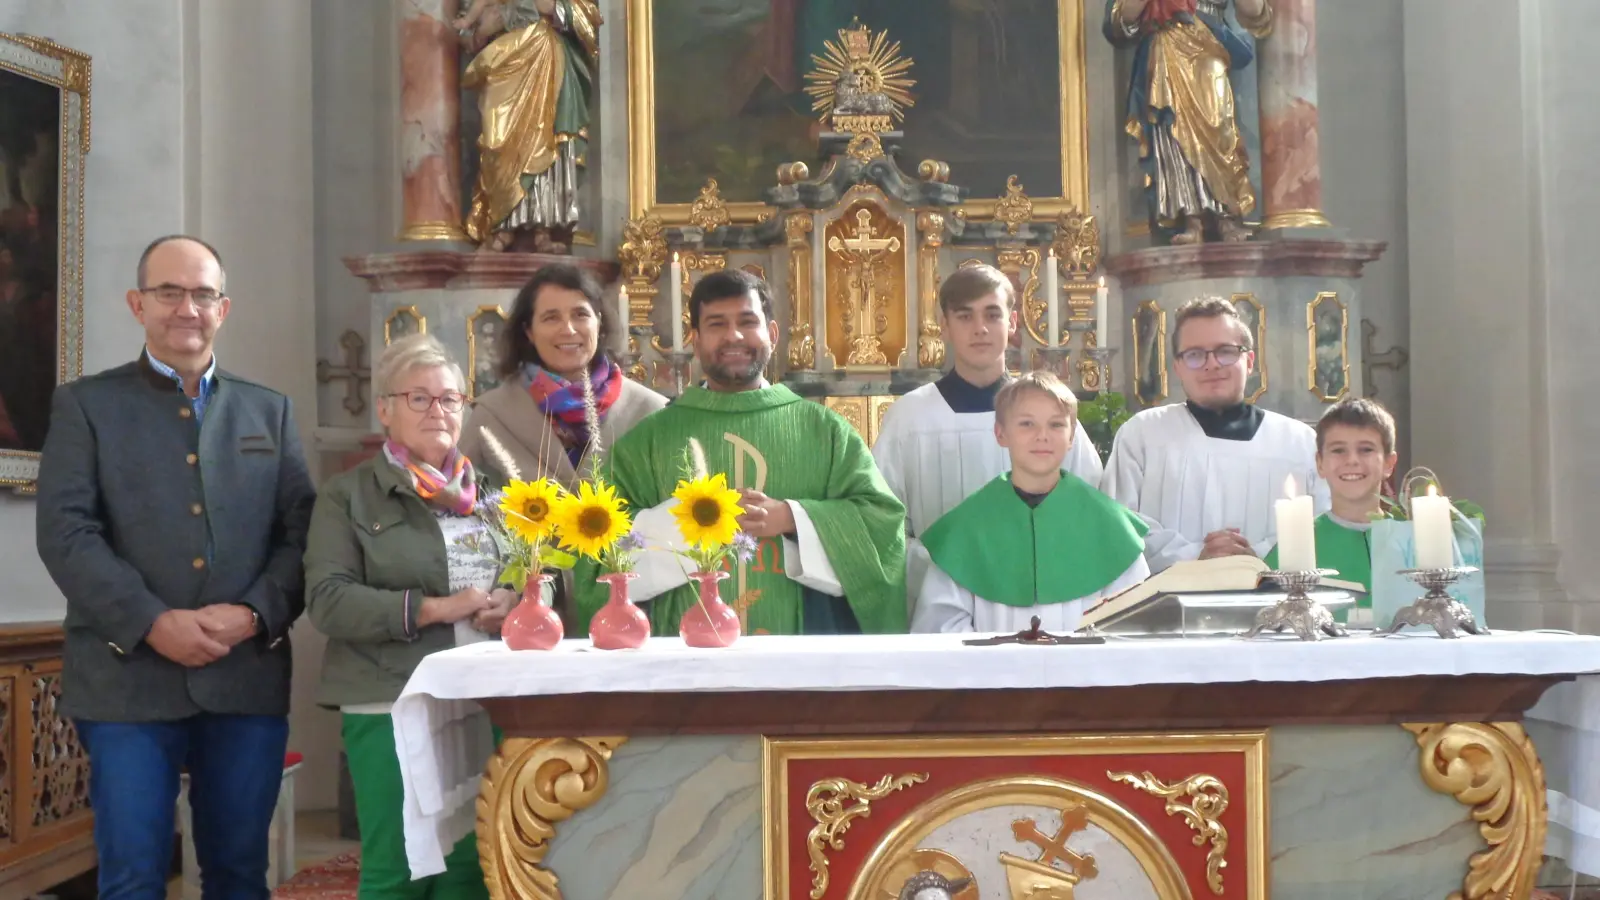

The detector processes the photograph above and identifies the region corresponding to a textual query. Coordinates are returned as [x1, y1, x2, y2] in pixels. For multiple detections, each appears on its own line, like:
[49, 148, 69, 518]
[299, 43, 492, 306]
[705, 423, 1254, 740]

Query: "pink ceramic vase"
[502, 574, 562, 651]
[680, 571, 741, 648]
[590, 572, 650, 650]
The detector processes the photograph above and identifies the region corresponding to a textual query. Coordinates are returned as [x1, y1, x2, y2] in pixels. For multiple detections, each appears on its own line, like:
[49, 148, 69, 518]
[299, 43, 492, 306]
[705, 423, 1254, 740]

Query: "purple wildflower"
[616, 529, 647, 553]
[732, 531, 758, 564]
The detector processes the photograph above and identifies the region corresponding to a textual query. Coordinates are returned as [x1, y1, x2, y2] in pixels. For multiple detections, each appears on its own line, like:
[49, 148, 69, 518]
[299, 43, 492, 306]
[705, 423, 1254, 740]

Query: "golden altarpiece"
[613, 20, 1108, 444]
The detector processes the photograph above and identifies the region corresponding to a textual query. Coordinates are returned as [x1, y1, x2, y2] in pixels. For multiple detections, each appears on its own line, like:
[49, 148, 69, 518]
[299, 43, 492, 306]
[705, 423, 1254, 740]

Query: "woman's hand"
[471, 588, 520, 634]
[418, 587, 498, 627]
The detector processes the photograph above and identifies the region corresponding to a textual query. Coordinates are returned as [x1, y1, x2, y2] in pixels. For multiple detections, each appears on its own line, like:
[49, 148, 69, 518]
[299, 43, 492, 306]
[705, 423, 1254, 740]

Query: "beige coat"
[458, 376, 667, 490]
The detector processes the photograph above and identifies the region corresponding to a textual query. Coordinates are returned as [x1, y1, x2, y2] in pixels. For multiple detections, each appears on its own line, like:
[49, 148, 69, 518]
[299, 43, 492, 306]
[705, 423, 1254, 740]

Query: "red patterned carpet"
[271, 852, 360, 900]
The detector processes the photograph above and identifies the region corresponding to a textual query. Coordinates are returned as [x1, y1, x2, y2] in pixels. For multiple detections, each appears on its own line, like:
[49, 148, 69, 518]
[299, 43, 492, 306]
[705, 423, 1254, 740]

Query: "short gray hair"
[375, 333, 465, 399]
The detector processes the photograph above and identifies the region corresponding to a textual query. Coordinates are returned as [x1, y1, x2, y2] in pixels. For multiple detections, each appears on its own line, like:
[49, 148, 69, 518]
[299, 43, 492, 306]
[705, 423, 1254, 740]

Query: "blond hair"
[995, 371, 1079, 424]
[375, 333, 465, 399]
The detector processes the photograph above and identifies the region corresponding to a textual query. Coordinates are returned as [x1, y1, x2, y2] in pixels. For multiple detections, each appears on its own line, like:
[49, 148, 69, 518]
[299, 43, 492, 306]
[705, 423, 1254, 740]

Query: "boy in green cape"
[912, 372, 1150, 633]
[1265, 397, 1399, 606]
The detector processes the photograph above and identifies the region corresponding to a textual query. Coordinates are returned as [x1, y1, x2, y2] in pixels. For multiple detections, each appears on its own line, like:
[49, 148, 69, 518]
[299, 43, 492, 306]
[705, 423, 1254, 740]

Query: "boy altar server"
[875, 265, 1102, 601]
[1265, 397, 1400, 594]
[1103, 296, 1326, 573]
[912, 372, 1149, 633]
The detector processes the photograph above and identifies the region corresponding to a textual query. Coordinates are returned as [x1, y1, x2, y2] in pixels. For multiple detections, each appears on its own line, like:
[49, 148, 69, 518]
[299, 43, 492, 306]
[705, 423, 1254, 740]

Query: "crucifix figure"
[316, 330, 372, 416]
[827, 207, 900, 365]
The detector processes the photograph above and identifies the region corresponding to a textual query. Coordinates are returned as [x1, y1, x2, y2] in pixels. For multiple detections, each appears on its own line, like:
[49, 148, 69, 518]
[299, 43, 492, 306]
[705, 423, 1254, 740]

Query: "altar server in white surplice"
[1102, 296, 1327, 573]
[874, 265, 1102, 604]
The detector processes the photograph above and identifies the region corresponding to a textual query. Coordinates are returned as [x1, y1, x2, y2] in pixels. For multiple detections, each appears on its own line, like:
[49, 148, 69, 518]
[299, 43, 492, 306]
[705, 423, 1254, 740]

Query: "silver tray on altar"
[1081, 589, 1361, 638]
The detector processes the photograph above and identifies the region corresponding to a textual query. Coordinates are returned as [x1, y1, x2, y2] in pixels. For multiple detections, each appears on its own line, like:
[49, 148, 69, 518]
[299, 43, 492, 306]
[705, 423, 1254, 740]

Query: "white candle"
[1045, 249, 1060, 347]
[1274, 475, 1317, 571]
[1411, 485, 1455, 569]
[616, 284, 630, 355]
[669, 252, 684, 354]
[1095, 276, 1109, 347]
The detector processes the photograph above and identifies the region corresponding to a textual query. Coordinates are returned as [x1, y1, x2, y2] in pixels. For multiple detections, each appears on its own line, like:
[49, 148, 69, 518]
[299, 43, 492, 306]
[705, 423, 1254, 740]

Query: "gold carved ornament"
[1108, 770, 1230, 895]
[803, 20, 916, 130]
[999, 248, 1045, 346]
[916, 211, 946, 369]
[994, 176, 1035, 236]
[1403, 723, 1546, 900]
[1053, 209, 1100, 278]
[478, 736, 626, 900]
[826, 203, 904, 367]
[689, 177, 732, 231]
[806, 772, 929, 900]
[786, 212, 817, 371]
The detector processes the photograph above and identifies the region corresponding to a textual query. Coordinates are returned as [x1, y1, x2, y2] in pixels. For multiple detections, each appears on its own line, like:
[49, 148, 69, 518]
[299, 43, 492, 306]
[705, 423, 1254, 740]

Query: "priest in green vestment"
[574, 269, 907, 636]
[1265, 398, 1398, 613]
[913, 373, 1150, 633]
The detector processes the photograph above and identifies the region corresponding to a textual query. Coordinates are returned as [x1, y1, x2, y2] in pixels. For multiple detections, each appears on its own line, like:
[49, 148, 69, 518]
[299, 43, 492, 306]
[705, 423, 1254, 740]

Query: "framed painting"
[466, 305, 508, 400]
[1230, 292, 1267, 403]
[627, 0, 1089, 223]
[1307, 291, 1349, 402]
[0, 34, 89, 494]
[1131, 299, 1167, 408]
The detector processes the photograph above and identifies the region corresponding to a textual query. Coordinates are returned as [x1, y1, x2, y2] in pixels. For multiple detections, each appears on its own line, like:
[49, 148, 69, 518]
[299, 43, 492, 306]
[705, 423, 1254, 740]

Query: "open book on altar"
[1076, 556, 1366, 635]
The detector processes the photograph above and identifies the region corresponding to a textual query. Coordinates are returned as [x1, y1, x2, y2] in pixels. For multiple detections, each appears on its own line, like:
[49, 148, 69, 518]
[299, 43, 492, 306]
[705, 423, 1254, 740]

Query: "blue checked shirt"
[145, 349, 217, 423]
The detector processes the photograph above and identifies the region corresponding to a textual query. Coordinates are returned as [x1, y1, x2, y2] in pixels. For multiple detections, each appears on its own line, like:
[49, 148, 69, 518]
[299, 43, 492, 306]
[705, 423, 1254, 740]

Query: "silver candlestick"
[1242, 569, 1349, 641]
[1084, 346, 1117, 393]
[1031, 344, 1070, 376]
[663, 349, 696, 396]
[1379, 567, 1486, 639]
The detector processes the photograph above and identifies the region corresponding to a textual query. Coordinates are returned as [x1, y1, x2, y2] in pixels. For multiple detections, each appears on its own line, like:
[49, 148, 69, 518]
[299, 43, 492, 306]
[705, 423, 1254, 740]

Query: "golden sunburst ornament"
[554, 480, 632, 558]
[671, 473, 745, 549]
[500, 479, 566, 543]
[803, 19, 916, 125]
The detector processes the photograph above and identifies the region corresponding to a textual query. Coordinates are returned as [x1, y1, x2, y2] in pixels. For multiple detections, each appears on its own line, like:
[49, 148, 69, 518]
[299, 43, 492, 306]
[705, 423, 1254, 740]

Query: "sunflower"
[670, 473, 744, 549]
[500, 478, 565, 543]
[554, 480, 632, 557]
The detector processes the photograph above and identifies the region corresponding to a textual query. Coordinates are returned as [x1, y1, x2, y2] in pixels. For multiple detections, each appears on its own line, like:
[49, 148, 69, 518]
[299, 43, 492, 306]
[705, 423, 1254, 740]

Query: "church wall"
[0, 0, 190, 623]
[1317, 0, 1410, 464]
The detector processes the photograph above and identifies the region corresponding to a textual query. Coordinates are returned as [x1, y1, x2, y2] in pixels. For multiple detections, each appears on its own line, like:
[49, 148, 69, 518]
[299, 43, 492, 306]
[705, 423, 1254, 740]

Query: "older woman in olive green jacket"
[305, 334, 507, 900]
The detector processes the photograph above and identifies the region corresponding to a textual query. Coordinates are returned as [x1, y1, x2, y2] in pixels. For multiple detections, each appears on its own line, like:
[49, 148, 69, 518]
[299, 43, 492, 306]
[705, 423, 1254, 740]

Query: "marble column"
[1256, 0, 1332, 230]
[398, 0, 469, 241]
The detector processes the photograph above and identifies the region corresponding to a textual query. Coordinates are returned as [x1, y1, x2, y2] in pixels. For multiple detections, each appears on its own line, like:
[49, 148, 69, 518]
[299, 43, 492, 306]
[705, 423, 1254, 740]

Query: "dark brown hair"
[1316, 397, 1397, 455]
[1171, 296, 1252, 355]
[689, 268, 774, 329]
[498, 263, 613, 379]
[938, 264, 1015, 316]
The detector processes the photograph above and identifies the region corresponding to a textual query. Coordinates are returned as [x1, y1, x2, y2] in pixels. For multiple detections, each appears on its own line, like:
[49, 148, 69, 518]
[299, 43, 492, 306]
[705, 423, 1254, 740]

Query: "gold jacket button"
[192, 558, 205, 570]
[190, 503, 203, 516]
[179, 407, 193, 419]
[186, 453, 198, 465]
[372, 522, 382, 532]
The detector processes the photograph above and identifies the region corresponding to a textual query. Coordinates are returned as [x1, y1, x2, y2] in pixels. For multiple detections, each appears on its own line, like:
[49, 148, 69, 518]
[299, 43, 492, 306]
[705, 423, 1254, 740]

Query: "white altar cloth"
[393, 631, 1600, 878]
[1526, 673, 1600, 877]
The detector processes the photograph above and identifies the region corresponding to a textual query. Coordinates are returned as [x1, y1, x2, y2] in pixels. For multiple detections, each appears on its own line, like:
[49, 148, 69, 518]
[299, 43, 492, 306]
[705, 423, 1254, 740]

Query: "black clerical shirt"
[936, 371, 1007, 414]
[1185, 400, 1265, 441]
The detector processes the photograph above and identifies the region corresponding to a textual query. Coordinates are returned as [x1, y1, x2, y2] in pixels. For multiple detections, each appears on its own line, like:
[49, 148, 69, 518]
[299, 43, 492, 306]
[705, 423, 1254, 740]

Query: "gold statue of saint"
[455, 0, 602, 253]
[827, 208, 900, 366]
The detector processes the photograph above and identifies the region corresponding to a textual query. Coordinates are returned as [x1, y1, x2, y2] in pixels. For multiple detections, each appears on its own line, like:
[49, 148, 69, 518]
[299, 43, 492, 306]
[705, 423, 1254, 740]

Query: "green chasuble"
[1264, 512, 1374, 603]
[574, 384, 907, 636]
[921, 473, 1148, 605]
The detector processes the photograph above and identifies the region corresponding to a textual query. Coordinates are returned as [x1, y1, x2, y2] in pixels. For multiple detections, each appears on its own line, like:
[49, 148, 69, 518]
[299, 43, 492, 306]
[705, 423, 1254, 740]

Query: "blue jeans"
[76, 714, 290, 900]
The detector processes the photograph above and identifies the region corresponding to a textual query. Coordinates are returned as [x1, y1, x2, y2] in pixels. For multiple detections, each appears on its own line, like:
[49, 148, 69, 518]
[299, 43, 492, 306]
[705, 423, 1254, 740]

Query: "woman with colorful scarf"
[304, 334, 509, 898]
[457, 263, 666, 619]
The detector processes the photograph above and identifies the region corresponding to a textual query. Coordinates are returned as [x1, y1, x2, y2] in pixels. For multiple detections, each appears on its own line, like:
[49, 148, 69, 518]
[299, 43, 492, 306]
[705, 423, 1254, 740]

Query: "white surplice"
[911, 552, 1149, 633]
[874, 383, 1104, 602]
[626, 501, 842, 601]
[1101, 403, 1327, 573]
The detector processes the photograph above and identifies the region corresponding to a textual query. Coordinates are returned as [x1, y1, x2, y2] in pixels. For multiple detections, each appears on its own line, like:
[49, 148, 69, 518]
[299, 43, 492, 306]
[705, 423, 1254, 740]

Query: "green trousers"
[342, 713, 490, 900]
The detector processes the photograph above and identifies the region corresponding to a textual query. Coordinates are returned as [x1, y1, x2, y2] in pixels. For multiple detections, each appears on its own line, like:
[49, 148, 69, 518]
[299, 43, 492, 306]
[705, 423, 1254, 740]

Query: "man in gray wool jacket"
[35, 235, 316, 900]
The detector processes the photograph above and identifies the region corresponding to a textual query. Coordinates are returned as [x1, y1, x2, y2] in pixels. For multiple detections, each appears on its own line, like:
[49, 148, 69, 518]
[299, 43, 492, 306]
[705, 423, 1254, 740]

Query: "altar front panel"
[536, 727, 1481, 900]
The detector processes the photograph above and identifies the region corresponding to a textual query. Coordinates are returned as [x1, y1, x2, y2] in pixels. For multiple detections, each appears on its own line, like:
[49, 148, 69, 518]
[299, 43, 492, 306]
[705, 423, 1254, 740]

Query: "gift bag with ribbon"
[1369, 468, 1487, 630]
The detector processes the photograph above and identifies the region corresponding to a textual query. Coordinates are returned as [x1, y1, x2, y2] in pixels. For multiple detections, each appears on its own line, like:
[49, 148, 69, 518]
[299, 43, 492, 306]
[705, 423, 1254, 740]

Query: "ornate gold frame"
[626, 0, 1089, 224]
[0, 34, 90, 494]
[466, 304, 507, 400]
[1231, 292, 1268, 404]
[763, 732, 1267, 900]
[384, 305, 427, 345]
[1306, 291, 1350, 402]
[1132, 299, 1168, 406]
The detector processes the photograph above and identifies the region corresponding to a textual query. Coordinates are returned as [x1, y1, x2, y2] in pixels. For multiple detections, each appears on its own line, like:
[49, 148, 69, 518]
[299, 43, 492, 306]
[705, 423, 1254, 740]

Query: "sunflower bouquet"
[552, 477, 642, 573]
[668, 439, 758, 573]
[465, 429, 576, 592]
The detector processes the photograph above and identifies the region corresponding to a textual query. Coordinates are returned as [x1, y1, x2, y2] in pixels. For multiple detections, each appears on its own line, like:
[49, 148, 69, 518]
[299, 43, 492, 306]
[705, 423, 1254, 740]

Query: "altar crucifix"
[828, 207, 901, 366]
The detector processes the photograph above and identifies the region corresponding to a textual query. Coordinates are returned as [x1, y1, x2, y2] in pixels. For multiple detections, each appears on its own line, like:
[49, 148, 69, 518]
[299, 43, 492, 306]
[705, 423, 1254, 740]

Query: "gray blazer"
[35, 355, 316, 722]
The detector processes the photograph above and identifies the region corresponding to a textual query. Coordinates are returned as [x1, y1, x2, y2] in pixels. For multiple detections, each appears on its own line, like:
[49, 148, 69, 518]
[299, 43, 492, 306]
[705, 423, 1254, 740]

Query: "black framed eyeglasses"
[385, 391, 466, 414]
[140, 285, 225, 308]
[1175, 344, 1248, 370]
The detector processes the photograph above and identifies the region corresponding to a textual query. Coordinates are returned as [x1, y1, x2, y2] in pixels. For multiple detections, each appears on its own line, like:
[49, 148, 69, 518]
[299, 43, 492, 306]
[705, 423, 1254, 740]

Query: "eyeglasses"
[385, 391, 466, 414]
[1176, 344, 1248, 370]
[140, 286, 225, 308]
